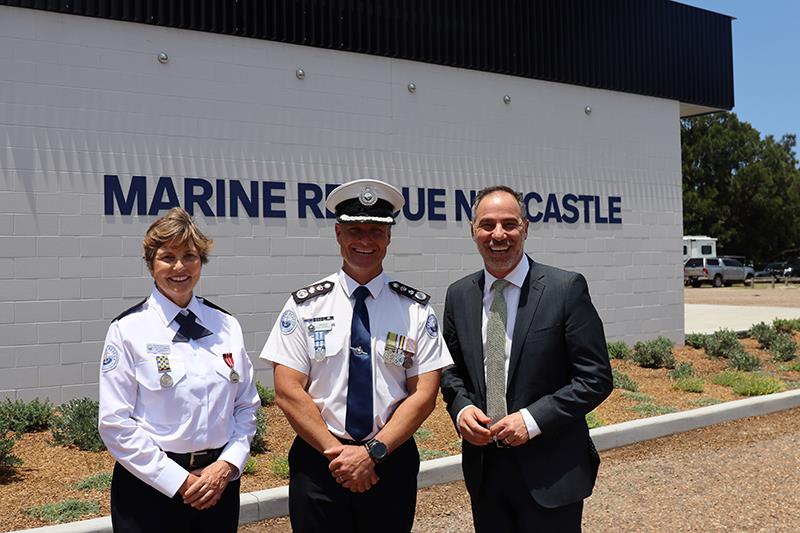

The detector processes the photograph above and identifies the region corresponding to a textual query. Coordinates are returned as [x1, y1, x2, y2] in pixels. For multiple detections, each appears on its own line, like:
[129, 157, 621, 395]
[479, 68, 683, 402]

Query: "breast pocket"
[134, 359, 190, 425]
[307, 327, 348, 364]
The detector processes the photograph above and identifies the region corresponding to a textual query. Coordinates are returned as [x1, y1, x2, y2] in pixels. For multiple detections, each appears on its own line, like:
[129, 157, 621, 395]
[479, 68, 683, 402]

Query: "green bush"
[669, 361, 694, 380]
[731, 374, 784, 396]
[673, 377, 704, 393]
[631, 337, 675, 369]
[271, 456, 290, 479]
[74, 472, 112, 491]
[704, 329, 742, 358]
[242, 457, 258, 475]
[0, 398, 54, 433]
[255, 381, 276, 406]
[26, 499, 100, 523]
[773, 318, 798, 335]
[585, 411, 604, 429]
[250, 408, 268, 454]
[612, 368, 639, 392]
[728, 348, 762, 372]
[684, 333, 708, 349]
[769, 334, 797, 362]
[0, 426, 21, 471]
[748, 322, 778, 349]
[51, 398, 105, 452]
[607, 341, 631, 360]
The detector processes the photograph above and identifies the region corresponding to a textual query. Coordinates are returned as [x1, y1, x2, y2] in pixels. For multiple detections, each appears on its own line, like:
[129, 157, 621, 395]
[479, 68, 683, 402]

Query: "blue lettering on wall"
[102, 175, 623, 225]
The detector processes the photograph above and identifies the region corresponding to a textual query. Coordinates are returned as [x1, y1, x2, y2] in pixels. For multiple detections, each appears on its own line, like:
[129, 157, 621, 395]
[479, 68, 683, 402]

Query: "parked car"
[784, 258, 800, 279]
[684, 257, 755, 288]
[754, 261, 787, 279]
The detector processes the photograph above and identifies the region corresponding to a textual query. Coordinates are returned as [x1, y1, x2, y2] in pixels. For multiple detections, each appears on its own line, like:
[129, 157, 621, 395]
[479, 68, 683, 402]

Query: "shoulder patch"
[388, 281, 430, 305]
[292, 281, 335, 304]
[200, 297, 231, 316]
[101, 345, 120, 372]
[111, 298, 148, 323]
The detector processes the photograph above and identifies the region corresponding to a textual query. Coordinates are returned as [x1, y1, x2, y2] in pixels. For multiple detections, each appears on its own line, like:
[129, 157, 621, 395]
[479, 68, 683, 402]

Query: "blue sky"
[679, 1, 799, 140]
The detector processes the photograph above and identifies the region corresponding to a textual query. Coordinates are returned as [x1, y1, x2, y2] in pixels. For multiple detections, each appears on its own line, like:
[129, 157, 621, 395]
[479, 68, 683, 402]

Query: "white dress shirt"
[260, 270, 453, 441]
[457, 257, 542, 439]
[98, 288, 261, 497]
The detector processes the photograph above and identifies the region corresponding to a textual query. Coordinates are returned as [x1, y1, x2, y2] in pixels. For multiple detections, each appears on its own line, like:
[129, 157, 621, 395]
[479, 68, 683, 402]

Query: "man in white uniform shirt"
[260, 178, 452, 533]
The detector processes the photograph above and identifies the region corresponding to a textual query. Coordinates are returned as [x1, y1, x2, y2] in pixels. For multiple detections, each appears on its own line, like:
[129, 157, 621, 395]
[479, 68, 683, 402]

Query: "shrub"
[250, 409, 268, 454]
[607, 341, 631, 360]
[673, 377, 704, 393]
[631, 337, 675, 369]
[0, 398, 54, 433]
[612, 368, 639, 392]
[728, 348, 762, 372]
[769, 334, 797, 362]
[711, 370, 746, 387]
[255, 381, 276, 406]
[74, 472, 112, 491]
[0, 426, 21, 471]
[51, 398, 105, 452]
[242, 457, 257, 475]
[748, 322, 778, 349]
[704, 329, 742, 358]
[26, 499, 100, 523]
[684, 333, 707, 349]
[669, 361, 694, 380]
[773, 318, 798, 335]
[731, 374, 784, 396]
[271, 456, 290, 479]
[585, 411, 604, 429]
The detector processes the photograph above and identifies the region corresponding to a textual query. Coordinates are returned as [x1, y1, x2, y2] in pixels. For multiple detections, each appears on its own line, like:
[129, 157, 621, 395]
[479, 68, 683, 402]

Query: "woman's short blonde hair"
[142, 207, 214, 270]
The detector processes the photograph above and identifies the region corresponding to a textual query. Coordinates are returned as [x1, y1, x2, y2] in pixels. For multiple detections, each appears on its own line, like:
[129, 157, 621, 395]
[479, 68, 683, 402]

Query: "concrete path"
[685, 304, 800, 334]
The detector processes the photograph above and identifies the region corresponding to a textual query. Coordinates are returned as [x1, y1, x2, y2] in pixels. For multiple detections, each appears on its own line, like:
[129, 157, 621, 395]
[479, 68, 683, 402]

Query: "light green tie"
[486, 279, 510, 425]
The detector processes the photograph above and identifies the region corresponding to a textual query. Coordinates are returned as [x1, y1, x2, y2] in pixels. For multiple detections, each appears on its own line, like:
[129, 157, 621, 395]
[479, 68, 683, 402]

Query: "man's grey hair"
[470, 185, 526, 221]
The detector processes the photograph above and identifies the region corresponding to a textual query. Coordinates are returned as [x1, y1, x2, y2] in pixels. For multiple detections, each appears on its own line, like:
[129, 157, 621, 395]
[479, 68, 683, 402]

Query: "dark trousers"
[288, 436, 420, 533]
[472, 446, 583, 533]
[110, 462, 240, 533]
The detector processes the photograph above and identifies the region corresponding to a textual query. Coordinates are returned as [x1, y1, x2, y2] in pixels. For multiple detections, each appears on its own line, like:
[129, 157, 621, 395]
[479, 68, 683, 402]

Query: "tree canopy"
[682, 112, 800, 266]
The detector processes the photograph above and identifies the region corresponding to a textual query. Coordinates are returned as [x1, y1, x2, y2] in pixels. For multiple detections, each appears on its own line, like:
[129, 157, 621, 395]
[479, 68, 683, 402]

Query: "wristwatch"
[365, 439, 388, 464]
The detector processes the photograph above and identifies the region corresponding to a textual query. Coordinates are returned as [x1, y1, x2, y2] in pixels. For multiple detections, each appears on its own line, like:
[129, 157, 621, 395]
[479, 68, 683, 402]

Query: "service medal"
[229, 369, 240, 383]
[160, 373, 174, 388]
[402, 357, 413, 369]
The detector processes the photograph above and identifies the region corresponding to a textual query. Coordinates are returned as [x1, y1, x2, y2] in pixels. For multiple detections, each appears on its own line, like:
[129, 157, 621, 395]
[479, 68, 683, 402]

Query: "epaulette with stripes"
[388, 281, 430, 305]
[200, 297, 231, 315]
[293, 280, 336, 304]
[111, 298, 148, 323]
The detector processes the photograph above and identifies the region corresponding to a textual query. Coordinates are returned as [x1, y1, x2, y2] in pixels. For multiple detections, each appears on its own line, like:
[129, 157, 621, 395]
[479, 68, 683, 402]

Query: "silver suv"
[684, 257, 755, 288]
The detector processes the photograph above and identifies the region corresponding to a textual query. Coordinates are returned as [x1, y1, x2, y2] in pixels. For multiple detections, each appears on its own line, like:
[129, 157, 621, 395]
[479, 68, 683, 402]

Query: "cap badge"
[359, 187, 378, 206]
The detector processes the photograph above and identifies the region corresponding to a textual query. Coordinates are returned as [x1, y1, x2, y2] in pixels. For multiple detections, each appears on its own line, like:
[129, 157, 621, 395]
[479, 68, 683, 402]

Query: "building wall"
[0, 6, 684, 403]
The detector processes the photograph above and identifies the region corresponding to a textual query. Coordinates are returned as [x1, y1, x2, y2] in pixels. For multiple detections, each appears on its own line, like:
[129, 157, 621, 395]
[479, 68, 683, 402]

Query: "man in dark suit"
[441, 185, 613, 532]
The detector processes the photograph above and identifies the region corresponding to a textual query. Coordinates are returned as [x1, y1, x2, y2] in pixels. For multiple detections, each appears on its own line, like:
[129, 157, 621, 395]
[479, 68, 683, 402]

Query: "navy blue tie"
[346, 286, 373, 441]
[173, 310, 212, 342]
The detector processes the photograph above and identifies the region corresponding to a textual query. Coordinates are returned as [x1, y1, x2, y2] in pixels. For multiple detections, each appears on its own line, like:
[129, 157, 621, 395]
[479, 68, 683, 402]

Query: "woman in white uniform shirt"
[98, 207, 260, 533]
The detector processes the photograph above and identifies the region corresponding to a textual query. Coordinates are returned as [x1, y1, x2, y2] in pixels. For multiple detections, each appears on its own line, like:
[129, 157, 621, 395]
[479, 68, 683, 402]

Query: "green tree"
[682, 112, 800, 265]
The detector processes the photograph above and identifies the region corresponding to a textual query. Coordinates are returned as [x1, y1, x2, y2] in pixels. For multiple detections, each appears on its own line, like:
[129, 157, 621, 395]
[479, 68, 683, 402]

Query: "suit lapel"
[465, 271, 487, 403]
[508, 257, 544, 386]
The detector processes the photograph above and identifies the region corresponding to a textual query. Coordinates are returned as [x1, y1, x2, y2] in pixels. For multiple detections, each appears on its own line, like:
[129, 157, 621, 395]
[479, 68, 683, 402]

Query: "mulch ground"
[2, 289, 799, 531]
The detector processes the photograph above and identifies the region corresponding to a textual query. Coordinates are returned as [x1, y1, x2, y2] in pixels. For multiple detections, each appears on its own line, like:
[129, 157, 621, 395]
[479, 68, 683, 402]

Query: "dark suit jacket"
[440, 256, 613, 509]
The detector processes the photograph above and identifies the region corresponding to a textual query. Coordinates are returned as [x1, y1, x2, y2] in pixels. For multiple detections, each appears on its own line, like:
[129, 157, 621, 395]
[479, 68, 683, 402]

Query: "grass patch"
[629, 403, 675, 417]
[585, 411, 604, 429]
[612, 368, 639, 392]
[712, 371, 784, 396]
[712, 370, 747, 387]
[270, 456, 290, 479]
[672, 377, 704, 393]
[74, 472, 112, 491]
[689, 397, 722, 408]
[619, 391, 652, 403]
[26, 499, 100, 523]
[786, 361, 800, 372]
[414, 428, 433, 442]
[419, 448, 448, 461]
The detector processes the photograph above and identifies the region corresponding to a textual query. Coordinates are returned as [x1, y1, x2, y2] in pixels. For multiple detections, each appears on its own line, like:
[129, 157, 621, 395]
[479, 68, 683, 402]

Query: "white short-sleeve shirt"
[260, 270, 453, 441]
[98, 288, 261, 497]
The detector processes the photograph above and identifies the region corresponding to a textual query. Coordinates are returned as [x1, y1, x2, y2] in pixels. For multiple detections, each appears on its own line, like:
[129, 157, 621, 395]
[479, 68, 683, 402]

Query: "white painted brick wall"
[0, 6, 685, 402]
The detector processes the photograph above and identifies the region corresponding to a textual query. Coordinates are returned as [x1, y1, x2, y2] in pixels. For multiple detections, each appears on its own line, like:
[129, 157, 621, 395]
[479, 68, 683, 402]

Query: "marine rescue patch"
[280, 310, 298, 334]
[292, 281, 335, 304]
[426, 314, 439, 338]
[101, 345, 119, 372]
[388, 281, 430, 305]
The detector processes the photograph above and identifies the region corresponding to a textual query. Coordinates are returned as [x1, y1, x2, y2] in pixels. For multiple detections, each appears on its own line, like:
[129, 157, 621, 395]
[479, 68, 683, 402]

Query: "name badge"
[306, 316, 335, 333]
[146, 344, 171, 355]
